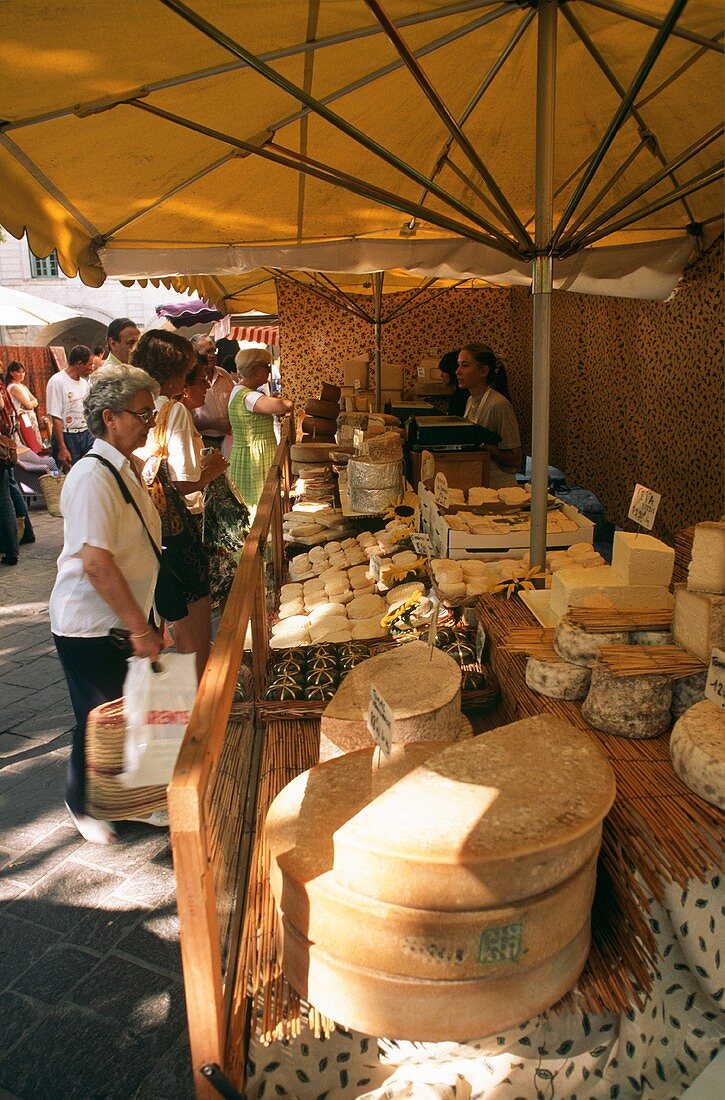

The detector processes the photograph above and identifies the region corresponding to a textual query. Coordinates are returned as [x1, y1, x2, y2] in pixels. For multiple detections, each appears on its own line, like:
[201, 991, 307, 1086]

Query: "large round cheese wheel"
[301, 415, 338, 437]
[278, 914, 590, 1042]
[305, 398, 340, 421]
[289, 442, 336, 462]
[332, 715, 615, 910]
[669, 700, 725, 809]
[525, 657, 591, 700]
[320, 383, 342, 403]
[553, 618, 630, 667]
[320, 640, 461, 759]
[582, 666, 672, 739]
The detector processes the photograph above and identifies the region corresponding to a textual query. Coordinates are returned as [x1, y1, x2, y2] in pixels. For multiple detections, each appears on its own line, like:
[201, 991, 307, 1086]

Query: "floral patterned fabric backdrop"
[277, 240, 723, 542]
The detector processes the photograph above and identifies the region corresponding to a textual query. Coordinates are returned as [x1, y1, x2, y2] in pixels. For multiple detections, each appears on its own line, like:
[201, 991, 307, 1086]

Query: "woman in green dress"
[228, 349, 293, 517]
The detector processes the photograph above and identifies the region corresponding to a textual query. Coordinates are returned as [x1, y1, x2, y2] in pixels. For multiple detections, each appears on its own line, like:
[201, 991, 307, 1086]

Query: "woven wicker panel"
[85, 698, 167, 819]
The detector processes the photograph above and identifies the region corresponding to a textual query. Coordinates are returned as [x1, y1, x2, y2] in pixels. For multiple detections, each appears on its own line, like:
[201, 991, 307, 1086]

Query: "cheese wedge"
[550, 565, 672, 618]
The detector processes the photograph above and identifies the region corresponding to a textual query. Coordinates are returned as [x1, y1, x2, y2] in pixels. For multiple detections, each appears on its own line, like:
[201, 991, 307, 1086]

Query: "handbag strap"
[85, 453, 162, 565]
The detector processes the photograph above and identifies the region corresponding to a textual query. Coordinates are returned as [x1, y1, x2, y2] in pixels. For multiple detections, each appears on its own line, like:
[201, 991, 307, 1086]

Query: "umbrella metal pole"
[373, 270, 384, 412]
[530, 0, 557, 572]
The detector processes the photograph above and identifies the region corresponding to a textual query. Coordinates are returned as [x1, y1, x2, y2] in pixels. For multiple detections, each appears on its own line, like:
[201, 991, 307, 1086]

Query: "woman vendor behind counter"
[456, 344, 522, 488]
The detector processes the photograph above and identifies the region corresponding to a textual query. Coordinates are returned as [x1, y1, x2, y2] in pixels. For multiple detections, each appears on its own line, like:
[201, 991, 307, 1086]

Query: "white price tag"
[367, 683, 394, 756]
[705, 647, 725, 710]
[421, 449, 435, 482]
[411, 531, 433, 558]
[476, 623, 486, 664]
[434, 472, 450, 510]
[369, 552, 383, 582]
[353, 427, 364, 449]
[353, 377, 361, 391]
[427, 592, 441, 654]
[338, 424, 354, 447]
[628, 484, 661, 531]
[417, 366, 426, 379]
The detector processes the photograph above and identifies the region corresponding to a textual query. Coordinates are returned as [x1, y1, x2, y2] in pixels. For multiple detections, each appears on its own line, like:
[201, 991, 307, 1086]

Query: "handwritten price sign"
[476, 623, 487, 664]
[705, 648, 725, 710]
[411, 531, 433, 558]
[434, 471, 450, 510]
[369, 552, 383, 582]
[421, 450, 435, 482]
[628, 484, 661, 531]
[367, 683, 394, 756]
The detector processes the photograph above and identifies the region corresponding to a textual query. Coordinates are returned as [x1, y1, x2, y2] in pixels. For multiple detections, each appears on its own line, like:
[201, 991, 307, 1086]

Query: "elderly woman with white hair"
[49, 364, 166, 844]
[228, 348, 293, 513]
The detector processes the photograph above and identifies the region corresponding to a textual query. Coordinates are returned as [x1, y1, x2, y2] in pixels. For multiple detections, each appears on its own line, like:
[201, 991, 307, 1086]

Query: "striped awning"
[213, 314, 279, 345]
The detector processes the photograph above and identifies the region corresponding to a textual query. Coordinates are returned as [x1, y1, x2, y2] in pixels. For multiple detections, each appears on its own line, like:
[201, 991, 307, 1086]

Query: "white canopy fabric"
[0, 284, 80, 328]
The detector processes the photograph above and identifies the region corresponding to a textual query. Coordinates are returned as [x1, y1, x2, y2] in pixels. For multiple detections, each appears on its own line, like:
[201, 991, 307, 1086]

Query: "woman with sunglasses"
[49, 364, 166, 844]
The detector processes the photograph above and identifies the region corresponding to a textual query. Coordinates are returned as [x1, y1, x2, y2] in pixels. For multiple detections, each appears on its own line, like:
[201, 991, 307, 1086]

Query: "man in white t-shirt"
[45, 346, 94, 469]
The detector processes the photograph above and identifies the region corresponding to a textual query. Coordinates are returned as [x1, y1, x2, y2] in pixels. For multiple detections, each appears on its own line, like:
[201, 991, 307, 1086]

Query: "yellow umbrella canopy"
[0, 0, 721, 303]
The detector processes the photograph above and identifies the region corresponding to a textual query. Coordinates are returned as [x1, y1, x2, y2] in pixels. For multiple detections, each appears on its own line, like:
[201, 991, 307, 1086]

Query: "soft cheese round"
[553, 617, 630, 667]
[669, 700, 725, 810]
[582, 666, 672, 739]
[525, 657, 591, 700]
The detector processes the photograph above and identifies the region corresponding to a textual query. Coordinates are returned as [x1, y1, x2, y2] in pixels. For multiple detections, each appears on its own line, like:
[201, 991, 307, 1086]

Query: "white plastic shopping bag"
[120, 654, 198, 787]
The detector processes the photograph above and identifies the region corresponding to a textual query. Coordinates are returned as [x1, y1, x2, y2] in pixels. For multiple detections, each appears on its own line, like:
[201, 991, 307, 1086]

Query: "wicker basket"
[39, 473, 66, 517]
[85, 698, 167, 820]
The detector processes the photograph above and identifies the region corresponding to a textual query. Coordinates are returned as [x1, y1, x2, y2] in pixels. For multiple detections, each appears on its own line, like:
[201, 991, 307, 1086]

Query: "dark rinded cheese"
[582, 665, 672, 739]
[525, 656, 591, 700]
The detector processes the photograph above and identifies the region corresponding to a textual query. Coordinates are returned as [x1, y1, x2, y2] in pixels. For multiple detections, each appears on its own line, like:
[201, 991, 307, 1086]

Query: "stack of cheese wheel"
[266, 715, 615, 1041]
[673, 520, 725, 664]
[318, 640, 466, 761]
[525, 615, 631, 703]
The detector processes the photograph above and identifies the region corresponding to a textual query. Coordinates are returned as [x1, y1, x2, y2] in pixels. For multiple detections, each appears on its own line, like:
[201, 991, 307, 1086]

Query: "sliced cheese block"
[319, 641, 462, 761]
[553, 617, 630, 667]
[347, 593, 387, 620]
[669, 700, 725, 809]
[688, 521, 725, 594]
[672, 585, 725, 663]
[550, 565, 673, 618]
[671, 671, 707, 719]
[611, 531, 675, 587]
[333, 715, 615, 909]
[279, 914, 590, 1043]
[525, 657, 591, 700]
[582, 666, 672, 738]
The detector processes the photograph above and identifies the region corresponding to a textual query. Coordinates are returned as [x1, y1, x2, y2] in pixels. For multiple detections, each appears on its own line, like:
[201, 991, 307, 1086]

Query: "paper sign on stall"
[367, 684, 393, 756]
[628, 484, 661, 530]
[434, 472, 450, 509]
[427, 592, 441, 657]
[421, 449, 435, 482]
[411, 531, 433, 558]
[369, 553, 383, 582]
[352, 428, 364, 450]
[476, 623, 486, 664]
[705, 648, 725, 710]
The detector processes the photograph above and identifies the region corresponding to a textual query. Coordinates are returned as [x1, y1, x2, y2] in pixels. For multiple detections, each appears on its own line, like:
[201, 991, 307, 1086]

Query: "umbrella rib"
[564, 139, 651, 241]
[157, 0, 518, 251]
[379, 278, 438, 323]
[269, 268, 372, 320]
[362, 0, 532, 249]
[634, 32, 724, 111]
[126, 99, 516, 254]
[582, 0, 724, 54]
[295, 1, 322, 244]
[550, 0, 691, 249]
[414, 9, 535, 214]
[383, 279, 469, 323]
[314, 272, 376, 319]
[560, 3, 699, 231]
[0, 133, 102, 241]
[101, 153, 237, 239]
[563, 125, 724, 251]
[562, 162, 723, 252]
[1, 0, 500, 134]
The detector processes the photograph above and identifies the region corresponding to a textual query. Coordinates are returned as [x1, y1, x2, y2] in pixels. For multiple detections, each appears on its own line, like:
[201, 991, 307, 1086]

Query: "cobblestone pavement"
[0, 509, 195, 1100]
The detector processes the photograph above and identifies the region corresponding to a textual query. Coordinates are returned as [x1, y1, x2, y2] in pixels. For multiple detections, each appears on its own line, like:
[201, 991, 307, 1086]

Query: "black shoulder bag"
[86, 454, 188, 623]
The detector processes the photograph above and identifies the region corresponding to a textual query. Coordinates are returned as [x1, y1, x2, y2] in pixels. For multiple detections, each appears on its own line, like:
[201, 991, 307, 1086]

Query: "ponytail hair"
[460, 343, 511, 400]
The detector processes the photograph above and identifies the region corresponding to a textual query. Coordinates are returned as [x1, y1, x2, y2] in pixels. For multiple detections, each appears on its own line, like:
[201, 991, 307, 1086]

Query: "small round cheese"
[554, 618, 630, 668]
[351, 617, 387, 640]
[271, 615, 310, 638]
[303, 577, 325, 594]
[310, 618, 349, 643]
[582, 666, 672, 738]
[525, 657, 591, 700]
[347, 593, 387, 620]
[670, 700, 725, 809]
[280, 583, 303, 602]
[278, 599, 304, 619]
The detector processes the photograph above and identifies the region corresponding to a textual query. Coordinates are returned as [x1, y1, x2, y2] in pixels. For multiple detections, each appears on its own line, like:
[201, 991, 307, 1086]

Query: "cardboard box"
[418, 357, 445, 383]
[342, 359, 369, 389]
[409, 450, 490, 494]
[381, 362, 404, 389]
[419, 484, 594, 559]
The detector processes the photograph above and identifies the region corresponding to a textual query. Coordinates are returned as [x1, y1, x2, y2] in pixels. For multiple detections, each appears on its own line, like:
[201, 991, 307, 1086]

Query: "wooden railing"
[168, 425, 292, 1100]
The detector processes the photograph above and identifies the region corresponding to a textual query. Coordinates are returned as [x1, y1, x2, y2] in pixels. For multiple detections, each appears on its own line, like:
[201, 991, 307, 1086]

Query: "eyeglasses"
[124, 407, 158, 426]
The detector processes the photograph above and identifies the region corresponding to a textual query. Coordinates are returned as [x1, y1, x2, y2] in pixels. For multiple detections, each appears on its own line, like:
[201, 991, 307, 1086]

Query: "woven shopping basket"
[39, 473, 66, 517]
[86, 698, 167, 820]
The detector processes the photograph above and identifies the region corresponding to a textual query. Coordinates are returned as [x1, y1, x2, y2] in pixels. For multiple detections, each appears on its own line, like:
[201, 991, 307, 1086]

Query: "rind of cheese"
[671, 671, 707, 719]
[687, 521, 725, 594]
[611, 531, 675, 587]
[320, 640, 461, 759]
[525, 657, 591, 700]
[669, 700, 725, 809]
[279, 915, 591, 1043]
[672, 585, 725, 663]
[631, 629, 673, 646]
[554, 618, 630, 667]
[332, 715, 615, 909]
[550, 565, 672, 618]
[582, 666, 672, 739]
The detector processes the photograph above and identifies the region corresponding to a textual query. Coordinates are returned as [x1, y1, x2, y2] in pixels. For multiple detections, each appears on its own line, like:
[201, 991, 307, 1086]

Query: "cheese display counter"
[166, 427, 723, 1100]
